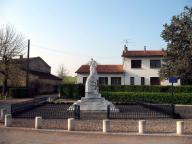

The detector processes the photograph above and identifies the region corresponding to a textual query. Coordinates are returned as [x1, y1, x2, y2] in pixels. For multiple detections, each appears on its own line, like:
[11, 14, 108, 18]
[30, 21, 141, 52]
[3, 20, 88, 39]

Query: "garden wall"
[9, 118, 192, 134]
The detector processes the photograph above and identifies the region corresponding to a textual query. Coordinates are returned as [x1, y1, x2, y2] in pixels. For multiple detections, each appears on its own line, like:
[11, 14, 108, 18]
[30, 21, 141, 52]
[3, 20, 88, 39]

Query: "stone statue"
[85, 59, 98, 94]
[85, 58, 100, 98]
[69, 58, 118, 111]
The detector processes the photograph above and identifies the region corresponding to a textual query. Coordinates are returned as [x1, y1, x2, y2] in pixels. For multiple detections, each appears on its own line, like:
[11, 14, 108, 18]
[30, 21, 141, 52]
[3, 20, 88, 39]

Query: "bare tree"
[57, 65, 68, 80]
[0, 25, 25, 96]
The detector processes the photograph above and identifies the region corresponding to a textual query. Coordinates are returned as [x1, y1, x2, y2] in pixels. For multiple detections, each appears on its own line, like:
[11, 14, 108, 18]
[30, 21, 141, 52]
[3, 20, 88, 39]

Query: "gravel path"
[0, 126, 191, 144]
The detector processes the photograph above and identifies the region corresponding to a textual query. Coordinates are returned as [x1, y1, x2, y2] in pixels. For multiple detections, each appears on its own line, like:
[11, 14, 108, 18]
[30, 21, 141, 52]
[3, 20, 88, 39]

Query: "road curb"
[1, 126, 192, 137]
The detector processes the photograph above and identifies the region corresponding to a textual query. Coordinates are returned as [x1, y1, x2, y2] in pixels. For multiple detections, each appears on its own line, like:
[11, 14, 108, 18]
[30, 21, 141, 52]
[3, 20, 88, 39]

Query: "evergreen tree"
[160, 6, 192, 85]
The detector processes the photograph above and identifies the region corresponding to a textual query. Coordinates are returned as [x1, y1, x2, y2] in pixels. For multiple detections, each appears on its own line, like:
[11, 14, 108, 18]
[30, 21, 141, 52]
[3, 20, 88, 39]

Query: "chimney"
[144, 46, 146, 52]
[20, 55, 23, 59]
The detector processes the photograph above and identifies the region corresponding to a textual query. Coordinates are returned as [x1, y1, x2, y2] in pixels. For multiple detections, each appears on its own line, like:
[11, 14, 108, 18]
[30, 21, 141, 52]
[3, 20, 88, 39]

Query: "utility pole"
[26, 39, 30, 88]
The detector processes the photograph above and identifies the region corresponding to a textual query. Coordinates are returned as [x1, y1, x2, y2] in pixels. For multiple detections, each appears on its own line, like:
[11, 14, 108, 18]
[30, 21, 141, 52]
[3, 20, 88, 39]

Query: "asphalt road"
[0, 127, 192, 144]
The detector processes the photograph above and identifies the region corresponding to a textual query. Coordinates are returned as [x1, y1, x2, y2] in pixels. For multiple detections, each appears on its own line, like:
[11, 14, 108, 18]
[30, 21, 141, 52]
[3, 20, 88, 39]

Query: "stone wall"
[9, 119, 192, 134]
[74, 120, 102, 131]
[11, 119, 34, 128]
[42, 119, 68, 129]
[110, 120, 138, 132]
[175, 105, 192, 119]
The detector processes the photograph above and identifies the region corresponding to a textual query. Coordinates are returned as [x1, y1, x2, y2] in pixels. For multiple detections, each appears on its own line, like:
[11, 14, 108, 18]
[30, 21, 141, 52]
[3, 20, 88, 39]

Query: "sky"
[0, 0, 192, 76]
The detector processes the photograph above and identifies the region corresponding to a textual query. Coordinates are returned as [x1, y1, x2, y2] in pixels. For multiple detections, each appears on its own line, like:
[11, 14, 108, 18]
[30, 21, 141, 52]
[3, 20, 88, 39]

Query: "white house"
[76, 65, 124, 85]
[76, 45, 180, 86]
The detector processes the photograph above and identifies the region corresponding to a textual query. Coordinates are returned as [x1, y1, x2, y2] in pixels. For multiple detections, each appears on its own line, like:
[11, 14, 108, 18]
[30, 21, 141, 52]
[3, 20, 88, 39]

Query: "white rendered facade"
[76, 73, 125, 85]
[76, 49, 180, 86]
[122, 57, 180, 85]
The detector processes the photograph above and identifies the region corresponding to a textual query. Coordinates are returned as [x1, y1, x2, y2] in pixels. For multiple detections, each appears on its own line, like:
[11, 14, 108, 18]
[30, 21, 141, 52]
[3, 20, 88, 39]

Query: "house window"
[83, 77, 87, 85]
[131, 60, 142, 68]
[141, 77, 145, 85]
[99, 77, 108, 85]
[130, 77, 134, 85]
[150, 60, 161, 68]
[111, 77, 121, 85]
[150, 77, 160, 85]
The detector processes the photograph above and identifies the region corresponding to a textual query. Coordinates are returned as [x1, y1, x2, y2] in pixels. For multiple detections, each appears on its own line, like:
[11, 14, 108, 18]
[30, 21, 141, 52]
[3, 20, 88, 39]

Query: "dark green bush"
[8, 87, 32, 98]
[99, 85, 192, 93]
[101, 92, 192, 104]
[60, 84, 84, 99]
[60, 84, 192, 95]
[59, 84, 192, 103]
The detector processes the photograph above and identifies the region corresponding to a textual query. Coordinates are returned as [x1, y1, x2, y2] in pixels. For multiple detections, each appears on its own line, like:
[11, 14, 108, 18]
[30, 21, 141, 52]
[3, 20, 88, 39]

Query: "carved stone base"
[85, 92, 101, 99]
[68, 97, 119, 111]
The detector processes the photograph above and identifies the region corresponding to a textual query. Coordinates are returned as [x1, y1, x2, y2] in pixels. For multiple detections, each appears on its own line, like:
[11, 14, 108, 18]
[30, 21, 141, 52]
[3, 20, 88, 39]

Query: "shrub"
[60, 84, 84, 99]
[59, 84, 192, 104]
[8, 87, 32, 98]
[99, 85, 192, 93]
[101, 91, 192, 104]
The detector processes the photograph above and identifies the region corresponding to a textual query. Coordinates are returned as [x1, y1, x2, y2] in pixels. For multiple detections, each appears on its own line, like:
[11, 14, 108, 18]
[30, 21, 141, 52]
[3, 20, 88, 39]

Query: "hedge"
[60, 84, 84, 99]
[101, 92, 192, 104]
[59, 84, 192, 104]
[8, 87, 33, 98]
[60, 84, 192, 96]
[60, 84, 192, 95]
[99, 85, 192, 93]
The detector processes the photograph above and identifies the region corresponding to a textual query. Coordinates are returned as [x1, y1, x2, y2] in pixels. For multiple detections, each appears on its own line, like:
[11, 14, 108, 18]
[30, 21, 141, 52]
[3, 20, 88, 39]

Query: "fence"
[11, 100, 180, 120]
[140, 103, 180, 118]
[11, 97, 48, 116]
[72, 103, 180, 120]
[107, 103, 180, 119]
[73, 105, 80, 119]
[11, 103, 80, 119]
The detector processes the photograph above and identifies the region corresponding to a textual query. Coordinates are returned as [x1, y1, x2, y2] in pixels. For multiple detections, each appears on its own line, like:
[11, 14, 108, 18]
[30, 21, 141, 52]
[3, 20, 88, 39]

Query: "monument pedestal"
[69, 58, 118, 112]
[77, 98, 116, 111]
[69, 94, 118, 111]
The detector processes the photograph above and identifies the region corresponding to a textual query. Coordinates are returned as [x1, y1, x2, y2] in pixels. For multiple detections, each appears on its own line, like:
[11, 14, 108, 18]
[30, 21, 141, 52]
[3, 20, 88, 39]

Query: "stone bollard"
[48, 97, 51, 102]
[5, 114, 12, 127]
[1, 109, 6, 121]
[176, 121, 184, 135]
[138, 120, 146, 134]
[103, 119, 110, 133]
[35, 116, 42, 129]
[68, 118, 75, 131]
[58, 92, 61, 98]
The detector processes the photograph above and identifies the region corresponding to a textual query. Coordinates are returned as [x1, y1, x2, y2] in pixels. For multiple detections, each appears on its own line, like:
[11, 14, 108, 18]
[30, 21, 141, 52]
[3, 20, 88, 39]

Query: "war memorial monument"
[70, 58, 117, 111]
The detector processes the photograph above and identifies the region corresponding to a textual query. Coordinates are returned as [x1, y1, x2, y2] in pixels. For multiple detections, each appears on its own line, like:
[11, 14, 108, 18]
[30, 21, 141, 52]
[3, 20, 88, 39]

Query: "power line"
[31, 43, 119, 60]
[31, 44, 73, 55]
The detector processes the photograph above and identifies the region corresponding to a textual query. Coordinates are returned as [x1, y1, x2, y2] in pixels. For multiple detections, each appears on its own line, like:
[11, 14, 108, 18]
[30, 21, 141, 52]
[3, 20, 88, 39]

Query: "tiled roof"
[122, 50, 165, 57]
[29, 70, 62, 81]
[14, 57, 51, 68]
[76, 65, 124, 74]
